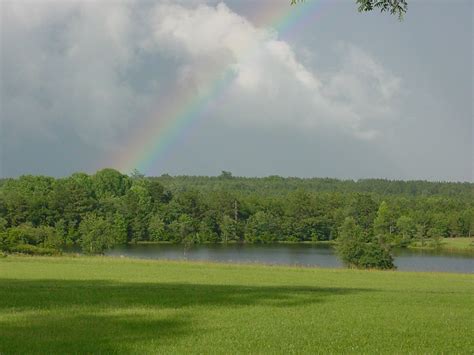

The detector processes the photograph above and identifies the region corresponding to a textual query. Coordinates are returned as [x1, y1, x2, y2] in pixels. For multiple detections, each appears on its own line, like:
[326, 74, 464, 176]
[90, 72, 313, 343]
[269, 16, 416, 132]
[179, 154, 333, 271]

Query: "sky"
[1, 0, 472, 181]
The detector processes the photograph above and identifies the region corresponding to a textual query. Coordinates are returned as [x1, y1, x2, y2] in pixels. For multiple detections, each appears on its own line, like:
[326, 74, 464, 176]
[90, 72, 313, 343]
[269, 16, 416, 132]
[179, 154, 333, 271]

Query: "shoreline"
[133, 238, 474, 254]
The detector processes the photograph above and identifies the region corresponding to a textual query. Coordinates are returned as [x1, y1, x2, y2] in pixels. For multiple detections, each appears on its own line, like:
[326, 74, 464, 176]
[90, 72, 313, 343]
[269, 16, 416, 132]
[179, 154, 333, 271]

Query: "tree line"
[0, 169, 472, 265]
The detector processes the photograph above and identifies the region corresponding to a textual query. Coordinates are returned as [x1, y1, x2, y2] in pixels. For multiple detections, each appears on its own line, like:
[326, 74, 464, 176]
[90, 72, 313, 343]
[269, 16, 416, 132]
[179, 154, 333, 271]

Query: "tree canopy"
[1, 170, 472, 269]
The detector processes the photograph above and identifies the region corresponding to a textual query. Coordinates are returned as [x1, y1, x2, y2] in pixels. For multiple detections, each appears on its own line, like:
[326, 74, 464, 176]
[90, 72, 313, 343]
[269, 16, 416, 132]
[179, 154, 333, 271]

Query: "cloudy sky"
[1, 0, 472, 181]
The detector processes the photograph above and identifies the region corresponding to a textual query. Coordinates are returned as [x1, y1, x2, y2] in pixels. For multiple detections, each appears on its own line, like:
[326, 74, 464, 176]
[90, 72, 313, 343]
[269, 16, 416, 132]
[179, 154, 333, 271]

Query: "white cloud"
[1, 0, 402, 148]
[146, 2, 401, 139]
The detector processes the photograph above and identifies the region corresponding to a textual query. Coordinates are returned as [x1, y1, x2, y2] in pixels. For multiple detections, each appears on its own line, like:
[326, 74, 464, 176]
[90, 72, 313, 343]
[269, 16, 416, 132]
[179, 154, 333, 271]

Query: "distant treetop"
[219, 171, 234, 179]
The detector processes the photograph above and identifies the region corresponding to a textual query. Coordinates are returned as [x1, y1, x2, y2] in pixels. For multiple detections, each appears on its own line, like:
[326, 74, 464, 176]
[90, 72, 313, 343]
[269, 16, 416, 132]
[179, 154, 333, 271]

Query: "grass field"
[1, 256, 473, 354]
[409, 237, 474, 253]
[441, 237, 474, 251]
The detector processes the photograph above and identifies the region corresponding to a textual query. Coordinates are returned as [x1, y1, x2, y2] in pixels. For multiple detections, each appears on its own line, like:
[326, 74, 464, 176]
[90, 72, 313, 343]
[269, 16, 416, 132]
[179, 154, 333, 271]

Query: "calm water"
[106, 243, 474, 274]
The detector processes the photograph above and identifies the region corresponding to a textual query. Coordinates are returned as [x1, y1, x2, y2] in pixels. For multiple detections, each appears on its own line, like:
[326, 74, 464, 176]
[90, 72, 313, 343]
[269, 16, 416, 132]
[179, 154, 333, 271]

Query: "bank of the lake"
[1, 256, 473, 354]
[135, 237, 474, 253]
[408, 237, 474, 253]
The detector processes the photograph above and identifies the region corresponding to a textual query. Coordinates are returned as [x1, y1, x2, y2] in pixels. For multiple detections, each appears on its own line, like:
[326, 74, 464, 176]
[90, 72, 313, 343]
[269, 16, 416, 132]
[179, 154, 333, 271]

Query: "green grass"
[409, 237, 474, 253]
[0, 256, 473, 354]
[441, 237, 474, 250]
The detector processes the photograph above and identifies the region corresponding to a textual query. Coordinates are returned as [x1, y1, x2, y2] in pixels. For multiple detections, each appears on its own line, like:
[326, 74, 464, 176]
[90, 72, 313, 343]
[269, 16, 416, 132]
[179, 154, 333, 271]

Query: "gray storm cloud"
[0, 0, 471, 181]
[2, 1, 400, 143]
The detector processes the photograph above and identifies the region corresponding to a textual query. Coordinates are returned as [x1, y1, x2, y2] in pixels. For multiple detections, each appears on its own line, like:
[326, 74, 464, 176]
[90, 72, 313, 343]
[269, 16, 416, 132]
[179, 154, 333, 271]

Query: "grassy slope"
[0, 256, 473, 354]
[409, 237, 474, 253]
[441, 237, 474, 250]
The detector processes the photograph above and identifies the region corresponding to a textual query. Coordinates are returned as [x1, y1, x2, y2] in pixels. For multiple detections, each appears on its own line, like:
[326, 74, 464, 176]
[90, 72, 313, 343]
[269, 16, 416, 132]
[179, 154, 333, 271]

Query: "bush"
[356, 242, 395, 269]
[148, 214, 166, 241]
[336, 217, 395, 270]
[0, 224, 62, 253]
[10, 244, 59, 256]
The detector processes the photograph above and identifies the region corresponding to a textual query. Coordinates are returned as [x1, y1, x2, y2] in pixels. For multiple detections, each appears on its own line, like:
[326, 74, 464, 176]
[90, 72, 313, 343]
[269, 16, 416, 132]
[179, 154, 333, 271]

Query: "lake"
[106, 243, 474, 274]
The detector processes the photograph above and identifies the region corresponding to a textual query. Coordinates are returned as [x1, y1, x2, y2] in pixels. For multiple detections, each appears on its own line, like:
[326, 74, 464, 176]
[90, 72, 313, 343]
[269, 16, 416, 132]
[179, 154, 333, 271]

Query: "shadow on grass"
[0, 279, 370, 352]
[0, 279, 369, 309]
[1, 312, 187, 353]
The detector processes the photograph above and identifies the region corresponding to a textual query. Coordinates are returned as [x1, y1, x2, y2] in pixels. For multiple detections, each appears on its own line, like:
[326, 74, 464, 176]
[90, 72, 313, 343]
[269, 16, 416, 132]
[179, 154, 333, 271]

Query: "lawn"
[441, 237, 474, 251]
[409, 237, 474, 253]
[0, 256, 473, 354]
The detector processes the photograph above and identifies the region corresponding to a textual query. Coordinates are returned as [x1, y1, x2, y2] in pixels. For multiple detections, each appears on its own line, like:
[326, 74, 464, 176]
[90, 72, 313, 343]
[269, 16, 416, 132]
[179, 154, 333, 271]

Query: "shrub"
[336, 217, 395, 270]
[10, 244, 59, 256]
[0, 224, 62, 253]
[357, 242, 395, 269]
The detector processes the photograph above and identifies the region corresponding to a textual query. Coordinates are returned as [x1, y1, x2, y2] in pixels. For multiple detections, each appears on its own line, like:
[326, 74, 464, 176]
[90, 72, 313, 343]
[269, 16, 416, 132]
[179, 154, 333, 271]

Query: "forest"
[0, 169, 473, 257]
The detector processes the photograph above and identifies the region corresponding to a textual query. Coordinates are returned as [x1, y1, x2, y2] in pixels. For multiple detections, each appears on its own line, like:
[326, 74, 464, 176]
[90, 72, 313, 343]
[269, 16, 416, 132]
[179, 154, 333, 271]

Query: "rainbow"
[110, 0, 330, 175]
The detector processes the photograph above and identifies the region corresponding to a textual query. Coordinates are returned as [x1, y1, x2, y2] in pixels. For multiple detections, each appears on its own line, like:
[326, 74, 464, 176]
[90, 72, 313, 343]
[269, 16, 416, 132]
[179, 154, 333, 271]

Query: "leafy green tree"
[219, 215, 237, 243]
[78, 214, 116, 254]
[311, 230, 321, 242]
[219, 171, 233, 179]
[425, 230, 443, 248]
[1, 178, 44, 226]
[148, 214, 165, 241]
[0, 170, 472, 253]
[146, 180, 167, 205]
[245, 211, 279, 243]
[415, 223, 427, 247]
[0, 224, 61, 254]
[446, 212, 462, 238]
[460, 208, 474, 237]
[197, 212, 220, 243]
[167, 214, 196, 243]
[121, 185, 152, 242]
[41, 226, 63, 250]
[348, 194, 378, 231]
[111, 213, 128, 245]
[198, 220, 219, 243]
[174, 189, 204, 218]
[396, 215, 416, 243]
[51, 173, 97, 236]
[335, 217, 366, 264]
[9, 224, 40, 246]
[54, 219, 67, 241]
[0, 217, 7, 233]
[356, 0, 407, 19]
[373, 201, 397, 241]
[130, 169, 145, 180]
[336, 217, 394, 270]
[430, 213, 449, 238]
[287, 189, 315, 220]
[93, 169, 131, 198]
